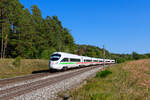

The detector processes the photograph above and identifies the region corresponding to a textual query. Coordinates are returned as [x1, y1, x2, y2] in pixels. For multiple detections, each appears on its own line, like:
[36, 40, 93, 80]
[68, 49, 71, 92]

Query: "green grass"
[69, 60, 150, 100]
[96, 70, 112, 78]
[0, 59, 49, 79]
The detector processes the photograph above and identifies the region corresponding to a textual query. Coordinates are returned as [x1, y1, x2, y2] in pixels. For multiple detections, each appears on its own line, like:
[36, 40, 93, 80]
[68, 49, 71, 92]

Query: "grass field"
[0, 59, 49, 79]
[69, 59, 150, 100]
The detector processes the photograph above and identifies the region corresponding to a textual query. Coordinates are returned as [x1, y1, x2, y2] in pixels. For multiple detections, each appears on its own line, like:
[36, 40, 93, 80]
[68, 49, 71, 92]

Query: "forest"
[0, 0, 150, 63]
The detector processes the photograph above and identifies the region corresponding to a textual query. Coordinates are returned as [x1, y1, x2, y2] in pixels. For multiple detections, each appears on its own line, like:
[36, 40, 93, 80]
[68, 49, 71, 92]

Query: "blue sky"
[19, 0, 150, 54]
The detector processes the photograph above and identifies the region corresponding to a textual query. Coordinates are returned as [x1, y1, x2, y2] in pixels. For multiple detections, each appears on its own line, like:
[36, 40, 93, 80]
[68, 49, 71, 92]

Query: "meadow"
[70, 59, 150, 100]
[0, 58, 49, 79]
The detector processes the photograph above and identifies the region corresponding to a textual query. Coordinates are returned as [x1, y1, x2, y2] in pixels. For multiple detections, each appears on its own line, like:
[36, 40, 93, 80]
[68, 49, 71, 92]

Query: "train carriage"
[98, 58, 104, 65]
[92, 58, 99, 65]
[82, 56, 93, 66]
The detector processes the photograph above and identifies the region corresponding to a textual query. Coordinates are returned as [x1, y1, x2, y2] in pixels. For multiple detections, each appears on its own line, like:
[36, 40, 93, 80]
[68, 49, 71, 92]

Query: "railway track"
[0, 65, 102, 100]
[0, 67, 86, 88]
[0, 72, 51, 87]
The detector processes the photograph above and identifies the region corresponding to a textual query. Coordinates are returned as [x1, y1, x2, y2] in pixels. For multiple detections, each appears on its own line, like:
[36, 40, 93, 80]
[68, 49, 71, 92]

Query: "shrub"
[116, 58, 126, 63]
[96, 70, 112, 78]
[40, 49, 56, 59]
[13, 56, 21, 67]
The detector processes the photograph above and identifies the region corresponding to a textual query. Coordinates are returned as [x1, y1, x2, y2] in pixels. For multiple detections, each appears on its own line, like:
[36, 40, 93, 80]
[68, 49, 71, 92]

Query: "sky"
[19, 0, 150, 54]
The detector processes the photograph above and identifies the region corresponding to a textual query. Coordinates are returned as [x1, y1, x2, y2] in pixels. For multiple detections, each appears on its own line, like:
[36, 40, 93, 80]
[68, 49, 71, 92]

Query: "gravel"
[12, 66, 103, 100]
[0, 68, 89, 91]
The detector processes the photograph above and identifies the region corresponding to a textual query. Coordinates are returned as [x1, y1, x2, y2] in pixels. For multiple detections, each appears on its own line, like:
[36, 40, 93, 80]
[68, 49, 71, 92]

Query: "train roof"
[81, 56, 92, 59]
[52, 52, 115, 61]
[53, 52, 81, 58]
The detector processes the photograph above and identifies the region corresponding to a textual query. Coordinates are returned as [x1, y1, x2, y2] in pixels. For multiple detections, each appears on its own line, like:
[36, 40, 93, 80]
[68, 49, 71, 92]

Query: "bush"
[13, 56, 21, 67]
[40, 49, 56, 59]
[116, 58, 126, 63]
[96, 70, 112, 78]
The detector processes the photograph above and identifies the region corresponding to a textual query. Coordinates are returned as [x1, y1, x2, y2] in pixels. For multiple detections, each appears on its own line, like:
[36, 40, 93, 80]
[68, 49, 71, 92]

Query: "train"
[49, 52, 115, 70]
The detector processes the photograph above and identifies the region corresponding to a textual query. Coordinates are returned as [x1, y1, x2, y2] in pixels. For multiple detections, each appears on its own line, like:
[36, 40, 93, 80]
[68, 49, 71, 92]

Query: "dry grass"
[0, 59, 49, 79]
[123, 59, 150, 89]
[69, 59, 150, 100]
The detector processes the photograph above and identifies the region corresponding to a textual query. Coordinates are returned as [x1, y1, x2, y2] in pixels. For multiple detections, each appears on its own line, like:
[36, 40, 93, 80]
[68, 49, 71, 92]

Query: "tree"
[0, 0, 11, 58]
[2, 0, 149, 61]
[132, 52, 140, 60]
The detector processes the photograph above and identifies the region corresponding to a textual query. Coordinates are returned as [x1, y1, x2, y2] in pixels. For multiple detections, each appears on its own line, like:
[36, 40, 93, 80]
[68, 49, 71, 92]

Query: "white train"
[49, 52, 115, 70]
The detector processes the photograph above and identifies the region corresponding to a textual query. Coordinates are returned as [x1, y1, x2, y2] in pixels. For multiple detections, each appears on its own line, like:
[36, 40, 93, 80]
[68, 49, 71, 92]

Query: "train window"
[61, 58, 69, 62]
[50, 54, 61, 61]
[84, 59, 92, 62]
[93, 60, 98, 62]
[70, 58, 80, 62]
[99, 60, 103, 62]
[84, 59, 88, 62]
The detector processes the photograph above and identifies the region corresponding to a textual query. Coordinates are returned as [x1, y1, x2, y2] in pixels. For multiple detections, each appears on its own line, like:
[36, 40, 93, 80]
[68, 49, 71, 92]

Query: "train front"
[49, 53, 62, 70]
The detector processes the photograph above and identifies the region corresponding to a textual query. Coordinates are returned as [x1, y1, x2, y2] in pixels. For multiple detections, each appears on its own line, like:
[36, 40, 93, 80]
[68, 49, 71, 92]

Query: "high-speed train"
[49, 52, 115, 70]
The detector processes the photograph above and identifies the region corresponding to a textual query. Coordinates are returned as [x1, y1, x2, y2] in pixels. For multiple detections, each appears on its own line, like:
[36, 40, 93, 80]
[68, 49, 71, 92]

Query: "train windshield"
[50, 54, 61, 61]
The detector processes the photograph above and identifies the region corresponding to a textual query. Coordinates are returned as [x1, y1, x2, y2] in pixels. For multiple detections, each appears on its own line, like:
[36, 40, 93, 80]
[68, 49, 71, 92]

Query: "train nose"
[50, 61, 58, 67]
[50, 61, 55, 65]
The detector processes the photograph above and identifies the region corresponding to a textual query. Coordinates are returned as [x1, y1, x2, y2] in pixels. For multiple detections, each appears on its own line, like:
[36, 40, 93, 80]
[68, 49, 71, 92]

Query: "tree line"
[0, 0, 149, 63]
[0, 0, 75, 59]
